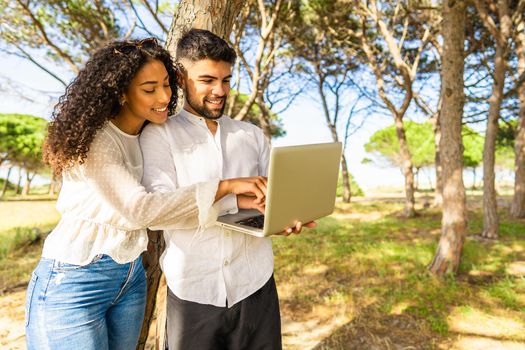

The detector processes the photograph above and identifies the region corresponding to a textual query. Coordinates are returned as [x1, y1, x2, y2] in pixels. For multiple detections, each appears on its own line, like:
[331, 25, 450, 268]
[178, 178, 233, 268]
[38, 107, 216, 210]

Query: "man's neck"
[183, 107, 218, 135]
[205, 119, 218, 136]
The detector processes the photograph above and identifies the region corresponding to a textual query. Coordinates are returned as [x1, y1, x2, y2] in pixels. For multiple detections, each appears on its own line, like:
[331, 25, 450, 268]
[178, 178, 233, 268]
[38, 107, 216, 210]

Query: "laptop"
[215, 142, 343, 237]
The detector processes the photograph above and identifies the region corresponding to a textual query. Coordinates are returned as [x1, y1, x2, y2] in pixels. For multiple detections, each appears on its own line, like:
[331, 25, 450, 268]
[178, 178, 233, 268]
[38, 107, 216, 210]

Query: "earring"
[119, 99, 126, 106]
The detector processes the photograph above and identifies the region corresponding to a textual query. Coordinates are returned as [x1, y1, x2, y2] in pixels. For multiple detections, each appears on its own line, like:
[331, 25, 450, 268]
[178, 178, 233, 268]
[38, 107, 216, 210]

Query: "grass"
[1, 194, 524, 348]
[0, 194, 58, 291]
[273, 199, 525, 348]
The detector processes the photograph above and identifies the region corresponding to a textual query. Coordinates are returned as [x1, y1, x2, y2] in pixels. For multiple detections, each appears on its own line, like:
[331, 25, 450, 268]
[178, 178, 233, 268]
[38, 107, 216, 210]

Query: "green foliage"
[364, 121, 435, 170]
[0, 223, 55, 290]
[0, 113, 48, 170]
[456, 124, 513, 171]
[336, 172, 364, 197]
[0, 226, 43, 259]
[364, 122, 513, 172]
[462, 127, 484, 168]
[495, 121, 516, 170]
[284, 0, 360, 74]
[495, 144, 515, 170]
[0, 178, 15, 191]
[462, 122, 515, 171]
[226, 90, 286, 138]
[157, 1, 176, 14]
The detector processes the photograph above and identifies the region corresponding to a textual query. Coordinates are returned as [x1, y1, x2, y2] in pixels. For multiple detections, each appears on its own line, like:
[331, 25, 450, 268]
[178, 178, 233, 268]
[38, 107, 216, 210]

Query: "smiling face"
[115, 59, 172, 134]
[180, 59, 232, 120]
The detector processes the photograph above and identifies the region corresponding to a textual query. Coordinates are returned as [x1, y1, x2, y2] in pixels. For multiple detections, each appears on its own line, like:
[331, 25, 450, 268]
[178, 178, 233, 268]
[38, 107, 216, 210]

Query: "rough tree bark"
[433, 113, 443, 207]
[165, 0, 246, 51]
[428, 0, 467, 275]
[510, 11, 525, 217]
[481, 42, 505, 238]
[21, 172, 35, 196]
[475, 0, 512, 239]
[137, 1, 247, 349]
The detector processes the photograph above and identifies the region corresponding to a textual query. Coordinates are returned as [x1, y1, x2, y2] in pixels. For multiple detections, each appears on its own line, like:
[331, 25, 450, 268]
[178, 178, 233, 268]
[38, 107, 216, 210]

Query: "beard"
[185, 90, 227, 120]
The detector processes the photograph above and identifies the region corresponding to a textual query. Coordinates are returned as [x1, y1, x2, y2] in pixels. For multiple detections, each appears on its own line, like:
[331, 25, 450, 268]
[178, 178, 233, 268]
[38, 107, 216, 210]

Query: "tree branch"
[139, 0, 169, 34]
[12, 44, 68, 87]
[16, 0, 80, 73]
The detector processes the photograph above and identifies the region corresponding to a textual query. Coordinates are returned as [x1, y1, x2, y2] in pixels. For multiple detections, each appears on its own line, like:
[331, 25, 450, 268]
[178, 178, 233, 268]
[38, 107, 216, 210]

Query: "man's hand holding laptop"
[216, 176, 316, 235]
[237, 192, 317, 236]
[215, 176, 268, 204]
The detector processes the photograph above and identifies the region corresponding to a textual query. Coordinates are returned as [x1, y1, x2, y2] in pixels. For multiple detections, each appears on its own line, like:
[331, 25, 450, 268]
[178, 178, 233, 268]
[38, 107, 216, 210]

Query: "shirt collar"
[179, 108, 225, 128]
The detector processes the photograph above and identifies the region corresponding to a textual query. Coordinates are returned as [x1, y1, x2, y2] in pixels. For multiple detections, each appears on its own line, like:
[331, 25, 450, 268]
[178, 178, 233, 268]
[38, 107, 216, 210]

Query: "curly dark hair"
[43, 38, 179, 175]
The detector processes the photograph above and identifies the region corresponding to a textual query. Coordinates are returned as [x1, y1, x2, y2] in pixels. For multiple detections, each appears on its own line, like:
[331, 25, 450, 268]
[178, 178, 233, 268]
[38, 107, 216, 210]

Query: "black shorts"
[167, 275, 282, 350]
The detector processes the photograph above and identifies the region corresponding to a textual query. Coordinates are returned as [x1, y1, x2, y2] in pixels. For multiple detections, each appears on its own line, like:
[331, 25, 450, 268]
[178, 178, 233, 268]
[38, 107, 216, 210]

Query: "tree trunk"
[22, 172, 35, 196]
[15, 168, 22, 195]
[22, 182, 30, 196]
[394, 115, 416, 217]
[138, 2, 247, 349]
[482, 44, 507, 239]
[1, 165, 13, 197]
[414, 167, 420, 191]
[475, 0, 511, 239]
[433, 113, 443, 206]
[136, 230, 166, 350]
[511, 24, 525, 217]
[341, 154, 351, 203]
[428, 0, 467, 275]
[48, 172, 57, 195]
[165, 0, 247, 52]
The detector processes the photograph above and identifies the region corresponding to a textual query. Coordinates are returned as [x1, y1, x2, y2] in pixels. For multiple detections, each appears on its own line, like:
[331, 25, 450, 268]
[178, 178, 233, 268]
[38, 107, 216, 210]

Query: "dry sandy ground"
[0, 289, 25, 350]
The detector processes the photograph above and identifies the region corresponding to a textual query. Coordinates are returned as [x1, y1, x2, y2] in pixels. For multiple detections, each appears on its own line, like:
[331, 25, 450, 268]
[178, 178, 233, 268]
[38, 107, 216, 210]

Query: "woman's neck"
[112, 112, 143, 135]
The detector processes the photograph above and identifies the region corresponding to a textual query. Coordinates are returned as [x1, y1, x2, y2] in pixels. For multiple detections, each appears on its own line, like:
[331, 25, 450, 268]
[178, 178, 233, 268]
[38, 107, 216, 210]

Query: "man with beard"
[140, 29, 311, 349]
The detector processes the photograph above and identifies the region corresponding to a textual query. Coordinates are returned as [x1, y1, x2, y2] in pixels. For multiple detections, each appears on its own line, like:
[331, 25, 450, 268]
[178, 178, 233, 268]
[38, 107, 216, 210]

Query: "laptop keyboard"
[236, 215, 265, 229]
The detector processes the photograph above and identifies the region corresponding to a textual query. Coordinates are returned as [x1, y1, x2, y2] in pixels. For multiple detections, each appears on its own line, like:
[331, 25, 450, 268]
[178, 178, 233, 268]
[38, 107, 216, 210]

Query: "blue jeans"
[25, 254, 146, 350]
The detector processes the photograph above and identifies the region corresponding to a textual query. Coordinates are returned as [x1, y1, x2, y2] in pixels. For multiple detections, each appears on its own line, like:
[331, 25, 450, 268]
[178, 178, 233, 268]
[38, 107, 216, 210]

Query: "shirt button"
[224, 260, 229, 266]
[225, 232, 231, 237]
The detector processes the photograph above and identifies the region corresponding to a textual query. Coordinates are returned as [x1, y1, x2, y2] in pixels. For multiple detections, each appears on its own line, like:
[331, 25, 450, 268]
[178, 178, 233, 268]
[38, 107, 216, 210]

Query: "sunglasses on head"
[114, 37, 159, 55]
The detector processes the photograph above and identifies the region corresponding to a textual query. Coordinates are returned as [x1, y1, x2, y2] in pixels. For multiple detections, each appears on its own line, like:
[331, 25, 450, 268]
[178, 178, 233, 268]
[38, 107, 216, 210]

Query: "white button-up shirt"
[140, 109, 273, 307]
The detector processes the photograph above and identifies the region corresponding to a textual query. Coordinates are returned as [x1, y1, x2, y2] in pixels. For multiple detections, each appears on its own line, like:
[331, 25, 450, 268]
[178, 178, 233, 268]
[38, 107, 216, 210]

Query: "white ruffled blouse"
[42, 122, 219, 265]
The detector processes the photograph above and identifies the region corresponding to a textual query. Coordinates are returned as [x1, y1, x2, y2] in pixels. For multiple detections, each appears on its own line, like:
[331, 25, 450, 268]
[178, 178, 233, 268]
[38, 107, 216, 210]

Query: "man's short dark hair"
[176, 28, 236, 65]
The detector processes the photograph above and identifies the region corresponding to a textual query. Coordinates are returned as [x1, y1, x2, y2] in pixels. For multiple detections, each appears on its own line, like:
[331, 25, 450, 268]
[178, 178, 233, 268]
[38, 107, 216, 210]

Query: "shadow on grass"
[274, 202, 525, 349]
[312, 305, 436, 350]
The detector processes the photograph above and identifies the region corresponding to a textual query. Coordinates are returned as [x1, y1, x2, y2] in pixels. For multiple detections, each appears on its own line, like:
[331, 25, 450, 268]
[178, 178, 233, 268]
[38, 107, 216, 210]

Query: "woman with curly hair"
[25, 38, 267, 350]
